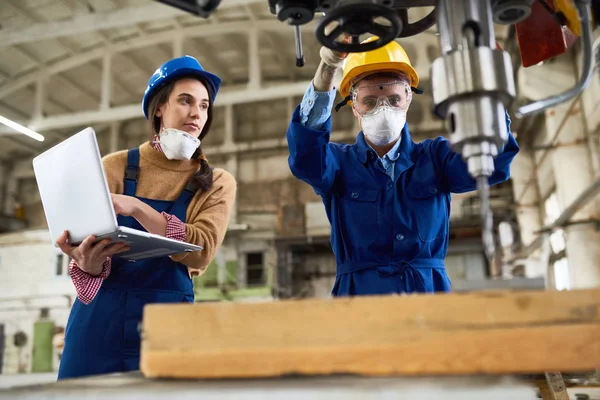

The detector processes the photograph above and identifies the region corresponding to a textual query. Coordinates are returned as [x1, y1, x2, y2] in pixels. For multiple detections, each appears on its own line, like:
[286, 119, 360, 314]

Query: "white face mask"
[158, 128, 201, 160]
[361, 107, 406, 147]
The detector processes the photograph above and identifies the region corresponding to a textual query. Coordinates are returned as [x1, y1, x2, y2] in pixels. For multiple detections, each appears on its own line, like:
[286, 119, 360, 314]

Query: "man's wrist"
[319, 46, 345, 69]
[313, 62, 339, 92]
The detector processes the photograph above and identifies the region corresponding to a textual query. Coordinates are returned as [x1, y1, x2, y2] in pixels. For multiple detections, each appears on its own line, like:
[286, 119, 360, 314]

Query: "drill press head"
[430, 0, 516, 180]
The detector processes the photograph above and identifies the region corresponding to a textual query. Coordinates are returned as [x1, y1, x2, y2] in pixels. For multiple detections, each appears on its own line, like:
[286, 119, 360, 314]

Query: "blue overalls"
[57, 148, 196, 380]
[287, 106, 519, 296]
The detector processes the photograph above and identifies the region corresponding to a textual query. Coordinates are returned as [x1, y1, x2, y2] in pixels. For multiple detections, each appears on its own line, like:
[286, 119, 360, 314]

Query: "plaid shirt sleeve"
[162, 211, 186, 241]
[69, 257, 112, 305]
[69, 212, 186, 304]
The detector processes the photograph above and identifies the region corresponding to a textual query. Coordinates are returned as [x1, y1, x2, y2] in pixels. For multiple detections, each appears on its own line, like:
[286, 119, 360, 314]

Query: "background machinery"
[155, 0, 600, 265]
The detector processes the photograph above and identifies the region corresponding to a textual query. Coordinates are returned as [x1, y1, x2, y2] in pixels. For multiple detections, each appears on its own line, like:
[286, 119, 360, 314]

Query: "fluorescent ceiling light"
[0, 115, 45, 142]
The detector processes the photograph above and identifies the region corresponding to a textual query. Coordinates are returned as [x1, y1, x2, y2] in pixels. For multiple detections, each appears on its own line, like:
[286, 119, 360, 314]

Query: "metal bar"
[538, 174, 600, 233]
[0, 304, 72, 312]
[0, 19, 317, 101]
[100, 50, 112, 110]
[109, 122, 120, 154]
[173, 33, 184, 58]
[0, 81, 313, 134]
[224, 104, 234, 146]
[248, 26, 261, 89]
[33, 72, 46, 120]
[507, 234, 546, 264]
[516, 95, 581, 205]
[531, 137, 588, 151]
[0, 0, 268, 47]
[0, 324, 4, 375]
[595, 35, 600, 80]
[450, 277, 546, 292]
[512, 173, 600, 257]
[0, 294, 73, 303]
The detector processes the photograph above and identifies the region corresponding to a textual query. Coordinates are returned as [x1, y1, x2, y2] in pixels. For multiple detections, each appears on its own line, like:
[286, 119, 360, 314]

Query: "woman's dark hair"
[146, 75, 214, 192]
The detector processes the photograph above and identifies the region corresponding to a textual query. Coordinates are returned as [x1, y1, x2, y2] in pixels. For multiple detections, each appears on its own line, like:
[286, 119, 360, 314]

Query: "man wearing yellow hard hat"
[285, 36, 519, 296]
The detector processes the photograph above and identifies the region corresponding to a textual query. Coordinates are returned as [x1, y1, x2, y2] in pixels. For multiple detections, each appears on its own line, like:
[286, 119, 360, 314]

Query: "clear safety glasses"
[351, 80, 412, 116]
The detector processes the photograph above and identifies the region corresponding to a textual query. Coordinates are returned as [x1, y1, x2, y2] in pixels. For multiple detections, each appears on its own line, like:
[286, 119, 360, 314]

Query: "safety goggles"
[351, 80, 412, 116]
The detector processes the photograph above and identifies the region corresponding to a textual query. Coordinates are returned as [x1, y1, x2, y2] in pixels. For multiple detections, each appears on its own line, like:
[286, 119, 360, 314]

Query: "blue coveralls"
[287, 106, 519, 296]
[57, 148, 196, 380]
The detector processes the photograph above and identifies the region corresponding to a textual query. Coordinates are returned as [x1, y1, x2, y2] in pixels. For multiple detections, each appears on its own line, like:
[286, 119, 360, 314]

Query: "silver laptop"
[32, 127, 203, 262]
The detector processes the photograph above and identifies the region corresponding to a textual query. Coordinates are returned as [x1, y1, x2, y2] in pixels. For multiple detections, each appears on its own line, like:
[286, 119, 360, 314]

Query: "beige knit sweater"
[102, 142, 237, 277]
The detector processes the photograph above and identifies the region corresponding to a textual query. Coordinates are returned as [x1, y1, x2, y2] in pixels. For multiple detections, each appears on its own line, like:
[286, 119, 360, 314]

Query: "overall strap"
[123, 148, 140, 197]
[174, 178, 201, 209]
[173, 167, 214, 209]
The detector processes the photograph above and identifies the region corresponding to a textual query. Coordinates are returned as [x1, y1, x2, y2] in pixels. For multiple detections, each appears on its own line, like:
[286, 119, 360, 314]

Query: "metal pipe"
[530, 136, 588, 151]
[510, 174, 600, 260]
[538, 173, 600, 233]
[506, 233, 543, 264]
[0, 304, 72, 312]
[0, 294, 73, 311]
[0, 294, 72, 303]
[580, 97, 600, 177]
[594, 34, 600, 79]
[516, 0, 594, 117]
[516, 95, 581, 205]
[293, 24, 304, 68]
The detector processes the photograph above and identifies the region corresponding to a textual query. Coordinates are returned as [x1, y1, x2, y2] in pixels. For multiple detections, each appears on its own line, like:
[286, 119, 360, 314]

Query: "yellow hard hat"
[554, 0, 596, 36]
[339, 37, 419, 100]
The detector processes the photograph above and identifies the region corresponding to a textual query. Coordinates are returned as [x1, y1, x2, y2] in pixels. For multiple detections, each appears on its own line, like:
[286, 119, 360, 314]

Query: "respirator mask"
[352, 78, 412, 146]
[154, 128, 201, 160]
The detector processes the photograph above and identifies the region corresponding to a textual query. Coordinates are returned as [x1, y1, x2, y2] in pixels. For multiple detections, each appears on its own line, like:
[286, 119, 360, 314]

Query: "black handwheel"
[315, 3, 402, 53]
[198, 0, 221, 13]
[396, 8, 437, 38]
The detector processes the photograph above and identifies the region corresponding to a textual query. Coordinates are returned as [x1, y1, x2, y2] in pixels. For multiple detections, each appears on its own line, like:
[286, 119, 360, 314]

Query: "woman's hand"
[111, 194, 142, 217]
[114, 194, 168, 237]
[55, 231, 130, 276]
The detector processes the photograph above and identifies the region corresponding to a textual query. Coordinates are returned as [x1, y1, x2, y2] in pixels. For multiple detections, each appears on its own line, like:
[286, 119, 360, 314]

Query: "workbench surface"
[0, 372, 543, 399]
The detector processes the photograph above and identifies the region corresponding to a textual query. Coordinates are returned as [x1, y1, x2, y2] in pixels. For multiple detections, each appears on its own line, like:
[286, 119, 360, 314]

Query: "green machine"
[193, 258, 273, 302]
[31, 308, 55, 373]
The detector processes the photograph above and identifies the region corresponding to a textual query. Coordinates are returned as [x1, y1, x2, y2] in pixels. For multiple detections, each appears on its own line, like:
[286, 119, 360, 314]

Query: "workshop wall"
[0, 230, 73, 374]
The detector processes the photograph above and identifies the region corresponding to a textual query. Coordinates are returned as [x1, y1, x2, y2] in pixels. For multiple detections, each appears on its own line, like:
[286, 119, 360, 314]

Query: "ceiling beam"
[7, 1, 133, 109]
[0, 81, 313, 135]
[50, 0, 141, 100]
[0, 48, 104, 100]
[171, 19, 234, 85]
[9, 128, 356, 180]
[0, 100, 68, 146]
[1, 4, 82, 115]
[0, 19, 315, 100]
[0, 0, 266, 47]
[6, 0, 76, 59]
[189, 40, 234, 85]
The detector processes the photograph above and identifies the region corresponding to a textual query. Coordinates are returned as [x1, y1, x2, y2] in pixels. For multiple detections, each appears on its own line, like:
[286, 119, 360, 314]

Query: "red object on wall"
[515, 0, 578, 67]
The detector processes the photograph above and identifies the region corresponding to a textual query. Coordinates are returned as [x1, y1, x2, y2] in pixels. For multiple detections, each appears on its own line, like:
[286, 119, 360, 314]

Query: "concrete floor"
[0, 372, 542, 399]
[0, 373, 58, 389]
[0, 372, 598, 399]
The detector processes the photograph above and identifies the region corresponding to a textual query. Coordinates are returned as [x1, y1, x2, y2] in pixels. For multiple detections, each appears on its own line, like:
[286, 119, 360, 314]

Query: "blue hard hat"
[142, 55, 222, 119]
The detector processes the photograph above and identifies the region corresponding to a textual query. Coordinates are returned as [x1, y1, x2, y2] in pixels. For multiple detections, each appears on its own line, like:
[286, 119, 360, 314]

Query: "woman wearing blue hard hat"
[55, 55, 237, 379]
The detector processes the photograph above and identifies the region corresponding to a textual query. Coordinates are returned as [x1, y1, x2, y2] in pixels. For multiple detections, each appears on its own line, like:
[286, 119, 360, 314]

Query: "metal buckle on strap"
[125, 165, 138, 181]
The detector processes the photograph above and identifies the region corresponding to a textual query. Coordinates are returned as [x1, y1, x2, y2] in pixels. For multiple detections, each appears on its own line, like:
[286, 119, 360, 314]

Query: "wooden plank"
[140, 289, 600, 379]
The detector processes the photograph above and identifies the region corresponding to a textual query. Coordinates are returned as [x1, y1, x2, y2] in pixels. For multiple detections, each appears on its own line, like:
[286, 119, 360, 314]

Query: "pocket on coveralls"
[406, 181, 447, 242]
[340, 187, 380, 246]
